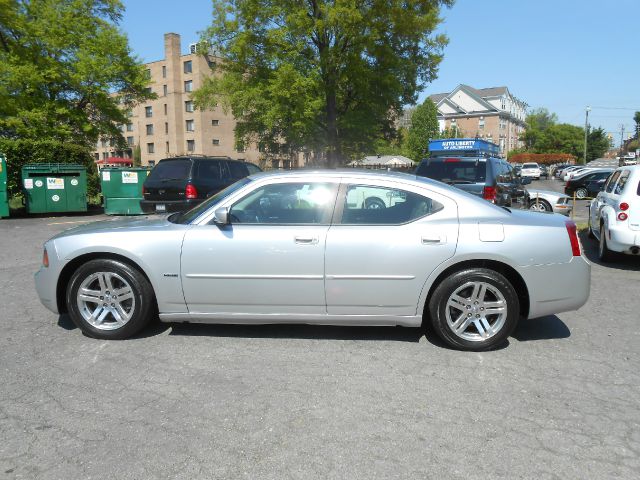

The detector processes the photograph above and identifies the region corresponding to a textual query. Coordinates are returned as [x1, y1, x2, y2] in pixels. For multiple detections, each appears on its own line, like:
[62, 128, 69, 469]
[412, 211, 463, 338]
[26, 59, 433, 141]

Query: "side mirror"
[521, 177, 532, 185]
[213, 207, 230, 225]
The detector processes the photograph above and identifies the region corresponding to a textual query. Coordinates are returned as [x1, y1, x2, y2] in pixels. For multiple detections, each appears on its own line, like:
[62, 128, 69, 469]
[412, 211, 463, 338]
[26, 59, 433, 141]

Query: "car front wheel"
[66, 259, 156, 339]
[428, 268, 519, 351]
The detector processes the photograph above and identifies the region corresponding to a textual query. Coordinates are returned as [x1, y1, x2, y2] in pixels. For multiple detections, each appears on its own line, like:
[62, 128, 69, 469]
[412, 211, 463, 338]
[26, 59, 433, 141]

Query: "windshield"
[169, 177, 253, 224]
[147, 158, 192, 182]
[416, 159, 486, 183]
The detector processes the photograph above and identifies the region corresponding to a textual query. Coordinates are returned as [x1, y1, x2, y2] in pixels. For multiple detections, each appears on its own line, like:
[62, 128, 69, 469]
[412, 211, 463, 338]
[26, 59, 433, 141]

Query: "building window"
[144, 69, 151, 79]
[187, 140, 195, 152]
[478, 117, 485, 130]
[164, 122, 168, 134]
[102, 152, 108, 159]
[165, 142, 170, 153]
[147, 143, 154, 154]
[126, 123, 133, 132]
[145, 106, 152, 118]
[184, 80, 192, 92]
[164, 104, 167, 115]
[186, 119, 194, 132]
[162, 65, 166, 78]
[163, 85, 167, 96]
[126, 136, 134, 146]
[185, 101, 194, 112]
[184, 60, 192, 74]
[211, 119, 219, 126]
[144, 87, 152, 95]
[101, 139, 107, 148]
[212, 139, 220, 146]
[146, 124, 153, 135]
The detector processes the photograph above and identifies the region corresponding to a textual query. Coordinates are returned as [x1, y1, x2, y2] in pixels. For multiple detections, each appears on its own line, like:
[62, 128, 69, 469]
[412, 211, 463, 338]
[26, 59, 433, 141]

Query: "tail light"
[565, 221, 581, 256]
[618, 212, 628, 221]
[142, 185, 147, 195]
[185, 184, 198, 199]
[482, 186, 497, 202]
[42, 248, 49, 268]
[619, 202, 629, 211]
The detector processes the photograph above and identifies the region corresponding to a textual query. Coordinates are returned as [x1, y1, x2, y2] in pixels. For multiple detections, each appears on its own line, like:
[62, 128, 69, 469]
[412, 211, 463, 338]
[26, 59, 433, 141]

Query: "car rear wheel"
[575, 188, 588, 199]
[364, 197, 386, 209]
[598, 225, 616, 262]
[428, 268, 519, 351]
[66, 259, 156, 339]
[528, 199, 552, 212]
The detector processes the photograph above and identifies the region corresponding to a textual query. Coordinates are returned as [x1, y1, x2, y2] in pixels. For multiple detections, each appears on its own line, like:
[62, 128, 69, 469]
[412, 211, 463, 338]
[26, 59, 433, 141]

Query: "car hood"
[50, 215, 178, 240]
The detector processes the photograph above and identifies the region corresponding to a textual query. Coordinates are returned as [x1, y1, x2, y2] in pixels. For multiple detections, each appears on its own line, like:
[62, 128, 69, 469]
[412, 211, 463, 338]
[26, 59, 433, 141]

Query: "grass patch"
[575, 221, 589, 232]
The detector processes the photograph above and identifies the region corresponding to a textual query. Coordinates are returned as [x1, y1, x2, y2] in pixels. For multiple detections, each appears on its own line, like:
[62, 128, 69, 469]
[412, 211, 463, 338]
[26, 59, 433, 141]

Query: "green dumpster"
[0, 154, 9, 218]
[22, 164, 87, 214]
[100, 167, 150, 215]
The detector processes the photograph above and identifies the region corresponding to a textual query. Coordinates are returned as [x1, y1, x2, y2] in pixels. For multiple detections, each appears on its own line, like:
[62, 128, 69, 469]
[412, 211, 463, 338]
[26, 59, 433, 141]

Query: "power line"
[591, 106, 639, 111]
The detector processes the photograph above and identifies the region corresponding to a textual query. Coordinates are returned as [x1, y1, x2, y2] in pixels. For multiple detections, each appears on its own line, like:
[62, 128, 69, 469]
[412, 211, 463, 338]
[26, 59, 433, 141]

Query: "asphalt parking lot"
[1, 195, 639, 479]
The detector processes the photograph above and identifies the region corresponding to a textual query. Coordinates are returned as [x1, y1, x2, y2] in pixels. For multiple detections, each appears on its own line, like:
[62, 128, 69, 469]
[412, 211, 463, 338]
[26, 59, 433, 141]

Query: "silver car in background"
[526, 188, 573, 215]
[35, 171, 590, 351]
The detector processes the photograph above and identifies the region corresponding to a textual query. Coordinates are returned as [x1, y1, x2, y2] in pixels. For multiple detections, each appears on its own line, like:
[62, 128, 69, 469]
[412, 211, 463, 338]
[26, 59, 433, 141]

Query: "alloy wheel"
[76, 271, 136, 330]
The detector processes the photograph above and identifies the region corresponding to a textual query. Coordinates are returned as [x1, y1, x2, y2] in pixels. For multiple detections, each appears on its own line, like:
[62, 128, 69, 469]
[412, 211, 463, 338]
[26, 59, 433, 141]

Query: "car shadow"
[57, 314, 172, 339]
[167, 322, 424, 343]
[579, 230, 640, 271]
[511, 315, 570, 342]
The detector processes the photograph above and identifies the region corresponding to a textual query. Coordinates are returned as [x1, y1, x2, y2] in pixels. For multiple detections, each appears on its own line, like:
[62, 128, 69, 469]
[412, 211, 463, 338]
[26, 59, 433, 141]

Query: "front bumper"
[35, 263, 60, 315]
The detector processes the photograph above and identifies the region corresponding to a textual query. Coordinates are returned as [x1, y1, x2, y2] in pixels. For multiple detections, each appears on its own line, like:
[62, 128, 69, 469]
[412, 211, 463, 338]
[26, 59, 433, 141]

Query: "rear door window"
[416, 160, 486, 184]
[227, 161, 249, 180]
[196, 160, 223, 180]
[147, 159, 192, 182]
[604, 171, 621, 193]
[614, 170, 630, 195]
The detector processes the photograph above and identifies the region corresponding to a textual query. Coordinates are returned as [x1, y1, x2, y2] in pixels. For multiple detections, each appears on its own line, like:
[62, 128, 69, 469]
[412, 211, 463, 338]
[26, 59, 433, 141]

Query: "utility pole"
[583, 106, 590, 164]
[620, 124, 625, 151]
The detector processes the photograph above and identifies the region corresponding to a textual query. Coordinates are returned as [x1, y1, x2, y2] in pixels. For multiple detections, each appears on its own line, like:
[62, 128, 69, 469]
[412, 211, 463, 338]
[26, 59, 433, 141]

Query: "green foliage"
[372, 127, 410, 158]
[405, 99, 439, 161]
[0, 0, 153, 146]
[195, 0, 454, 167]
[586, 127, 610, 162]
[0, 138, 98, 196]
[437, 126, 463, 139]
[133, 144, 141, 166]
[521, 108, 558, 150]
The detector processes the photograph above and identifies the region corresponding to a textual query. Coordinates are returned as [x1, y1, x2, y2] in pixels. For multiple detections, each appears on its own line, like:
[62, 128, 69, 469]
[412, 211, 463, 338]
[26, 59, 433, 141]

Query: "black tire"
[528, 199, 552, 212]
[428, 268, 519, 351]
[575, 187, 588, 200]
[364, 197, 386, 209]
[66, 259, 156, 339]
[598, 225, 616, 263]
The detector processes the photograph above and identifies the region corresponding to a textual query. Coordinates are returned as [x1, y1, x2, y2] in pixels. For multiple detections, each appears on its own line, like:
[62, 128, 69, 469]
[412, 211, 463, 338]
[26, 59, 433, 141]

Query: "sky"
[121, 0, 640, 146]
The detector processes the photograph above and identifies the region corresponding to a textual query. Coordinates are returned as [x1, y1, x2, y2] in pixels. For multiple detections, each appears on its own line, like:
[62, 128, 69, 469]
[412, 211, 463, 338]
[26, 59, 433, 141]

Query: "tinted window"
[197, 161, 223, 180]
[229, 182, 337, 224]
[614, 171, 631, 195]
[496, 162, 512, 183]
[604, 171, 621, 193]
[227, 161, 249, 180]
[340, 185, 443, 225]
[147, 159, 192, 181]
[246, 163, 262, 175]
[416, 160, 486, 184]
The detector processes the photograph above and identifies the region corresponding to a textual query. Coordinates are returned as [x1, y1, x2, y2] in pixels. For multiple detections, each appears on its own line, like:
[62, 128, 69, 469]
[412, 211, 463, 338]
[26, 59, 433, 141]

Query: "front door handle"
[294, 236, 318, 245]
[422, 234, 446, 245]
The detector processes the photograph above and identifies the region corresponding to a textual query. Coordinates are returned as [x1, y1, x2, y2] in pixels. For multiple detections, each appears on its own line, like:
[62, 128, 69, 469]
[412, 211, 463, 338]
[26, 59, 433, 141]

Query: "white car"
[588, 165, 640, 261]
[521, 162, 541, 179]
[526, 189, 573, 215]
[563, 167, 595, 182]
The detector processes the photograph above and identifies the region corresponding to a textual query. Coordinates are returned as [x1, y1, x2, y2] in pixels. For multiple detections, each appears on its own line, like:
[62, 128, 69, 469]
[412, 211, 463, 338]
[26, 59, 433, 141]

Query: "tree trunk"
[325, 86, 342, 168]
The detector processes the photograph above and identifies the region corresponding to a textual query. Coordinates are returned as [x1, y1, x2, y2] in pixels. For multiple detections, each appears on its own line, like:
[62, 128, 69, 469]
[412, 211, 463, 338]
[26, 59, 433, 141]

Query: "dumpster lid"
[22, 163, 86, 171]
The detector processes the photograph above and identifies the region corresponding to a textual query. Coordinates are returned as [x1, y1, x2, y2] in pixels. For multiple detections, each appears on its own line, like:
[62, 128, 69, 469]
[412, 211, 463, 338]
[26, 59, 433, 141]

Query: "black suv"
[140, 156, 261, 214]
[415, 155, 530, 207]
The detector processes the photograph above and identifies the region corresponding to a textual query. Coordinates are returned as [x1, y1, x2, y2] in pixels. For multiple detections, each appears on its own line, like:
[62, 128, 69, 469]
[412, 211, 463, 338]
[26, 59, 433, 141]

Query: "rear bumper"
[140, 199, 201, 214]
[521, 256, 591, 319]
[607, 224, 640, 253]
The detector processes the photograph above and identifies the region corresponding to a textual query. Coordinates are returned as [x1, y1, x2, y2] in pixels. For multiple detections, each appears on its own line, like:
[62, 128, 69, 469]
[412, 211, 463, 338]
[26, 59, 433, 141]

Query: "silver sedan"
[35, 170, 591, 351]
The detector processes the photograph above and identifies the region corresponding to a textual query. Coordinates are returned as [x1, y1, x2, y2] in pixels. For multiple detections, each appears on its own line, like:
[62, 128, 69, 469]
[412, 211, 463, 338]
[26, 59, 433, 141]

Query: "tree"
[405, 99, 439, 161]
[132, 144, 141, 166]
[586, 127, 610, 162]
[634, 111, 640, 139]
[194, 0, 454, 167]
[521, 108, 557, 150]
[0, 0, 152, 146]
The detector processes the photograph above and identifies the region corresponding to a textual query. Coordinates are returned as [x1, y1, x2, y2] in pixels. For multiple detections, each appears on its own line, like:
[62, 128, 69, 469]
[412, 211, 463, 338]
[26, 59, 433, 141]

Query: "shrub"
[0, 138, 98, 197]
[508, 152, 577, 165]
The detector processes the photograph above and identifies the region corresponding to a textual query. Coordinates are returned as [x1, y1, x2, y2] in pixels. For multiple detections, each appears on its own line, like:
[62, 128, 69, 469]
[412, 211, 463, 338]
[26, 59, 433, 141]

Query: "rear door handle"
[422, 234, 446, 245]
[294, 236, 318, 245]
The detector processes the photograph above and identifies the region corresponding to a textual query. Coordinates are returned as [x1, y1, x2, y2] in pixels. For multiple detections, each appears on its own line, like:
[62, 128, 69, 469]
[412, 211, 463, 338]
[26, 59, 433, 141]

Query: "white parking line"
[46, 220, 94, 226]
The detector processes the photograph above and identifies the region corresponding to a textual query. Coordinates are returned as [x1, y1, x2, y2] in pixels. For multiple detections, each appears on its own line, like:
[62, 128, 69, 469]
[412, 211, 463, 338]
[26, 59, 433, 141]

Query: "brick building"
[428, 84, 528, 154]
[94, 33, 260, 167]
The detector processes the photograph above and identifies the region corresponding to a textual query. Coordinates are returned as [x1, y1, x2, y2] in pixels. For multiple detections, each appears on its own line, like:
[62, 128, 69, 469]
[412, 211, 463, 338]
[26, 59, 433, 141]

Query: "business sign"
[429, 138, 500, 156]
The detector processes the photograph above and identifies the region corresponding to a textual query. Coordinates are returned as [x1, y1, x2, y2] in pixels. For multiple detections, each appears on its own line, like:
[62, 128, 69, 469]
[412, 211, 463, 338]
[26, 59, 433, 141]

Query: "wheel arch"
[422, 259, 530, 322]
[56, 252, 155, 314]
